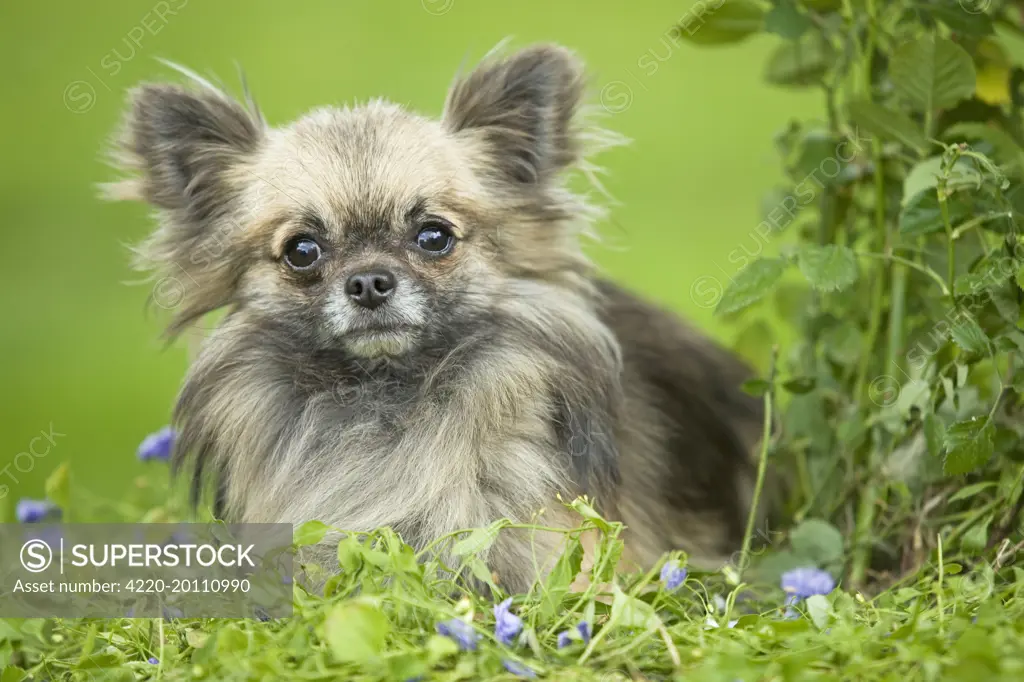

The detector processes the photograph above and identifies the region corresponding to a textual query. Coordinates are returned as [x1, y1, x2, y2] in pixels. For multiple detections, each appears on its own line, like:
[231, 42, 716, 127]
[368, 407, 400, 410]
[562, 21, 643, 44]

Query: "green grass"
[3, 467, 1024, 681]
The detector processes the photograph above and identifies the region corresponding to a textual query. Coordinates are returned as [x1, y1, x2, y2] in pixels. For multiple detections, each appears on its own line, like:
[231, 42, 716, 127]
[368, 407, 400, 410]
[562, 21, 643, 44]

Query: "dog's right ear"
[103, 81, 265, 336]
[105, 82, 263, 223]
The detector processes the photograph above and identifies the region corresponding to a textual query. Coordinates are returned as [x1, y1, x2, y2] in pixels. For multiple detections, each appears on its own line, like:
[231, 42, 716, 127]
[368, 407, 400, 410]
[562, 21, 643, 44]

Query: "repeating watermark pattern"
[689, 131, 870, 309]
[0, 424, 65, 500]
[0, 523, 292, 618]
[421, 0, 454, 15]
[959, 0, 992, 14]
[868, 375, 903, 408]
[599, 0, 726, 115]
[62, 0, 189, 114]
[871, 243, 1023, 406]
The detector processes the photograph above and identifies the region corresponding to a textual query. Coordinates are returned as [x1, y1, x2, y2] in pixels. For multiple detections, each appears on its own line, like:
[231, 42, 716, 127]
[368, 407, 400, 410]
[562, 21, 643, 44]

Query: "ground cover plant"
[4, 0, 1024, 679]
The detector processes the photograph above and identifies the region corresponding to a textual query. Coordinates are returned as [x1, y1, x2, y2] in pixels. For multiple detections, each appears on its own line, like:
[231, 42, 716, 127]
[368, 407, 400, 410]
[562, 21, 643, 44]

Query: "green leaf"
[899, 189, 973, 236]
[954, 257, 1014, 297]
[294, 520, 330, 547]
[790, 519, 844, 564]
[765, 33, 833, 87]
[0, 667, 27, 682]
[426, 634, 459, 663]
[950, 314, 990, 355]
[961, 515, 992, 554]
[185, 630, 210, 650]
[539, 536, 584, 619]
[452, 519, 507, 557]
[948, 481, 996, 503]
[805, 594, 831, 630]
[943, 418, 995, 475]
[847, 99, 928, 154]
[924, 412, 946, 458]
[890, 36, 977, 112]
[1016, 263, 1024, 291]
[387, 653, 429, 682]
[741, 378, 771, 397]
[782, 377, 816, 394]
[609, 584, 661, 630]
[44, 462, 70, 511]
[764, 0, 811, 40]
[903, 156, 983, 204]
[215, 625, 249, 655]
[673, 0, 766, 46]
[750, 549, 808, 584]
[944, 122, 1024, 175]
[796, 244, 857, 292]
[568, 496, 612, 532]
[921, 1, 994, 36]
[324, 600, 391, 664]
[715, 258, 789, 316]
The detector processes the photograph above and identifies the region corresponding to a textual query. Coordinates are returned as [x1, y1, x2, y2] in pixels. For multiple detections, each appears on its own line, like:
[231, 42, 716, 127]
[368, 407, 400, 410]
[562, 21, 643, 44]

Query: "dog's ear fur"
[103, 79, 265, 337]
[442, 44, 587, 185]
[106, 81, 263, 221]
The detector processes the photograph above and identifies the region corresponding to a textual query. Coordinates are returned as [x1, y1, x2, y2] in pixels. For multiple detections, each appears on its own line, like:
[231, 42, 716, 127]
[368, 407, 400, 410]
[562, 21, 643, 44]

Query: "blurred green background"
[0, 0, 819, 511]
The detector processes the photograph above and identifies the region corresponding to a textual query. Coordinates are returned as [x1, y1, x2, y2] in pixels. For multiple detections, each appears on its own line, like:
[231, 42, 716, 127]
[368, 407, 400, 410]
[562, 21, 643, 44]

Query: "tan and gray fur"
[104, 44, 766, 594]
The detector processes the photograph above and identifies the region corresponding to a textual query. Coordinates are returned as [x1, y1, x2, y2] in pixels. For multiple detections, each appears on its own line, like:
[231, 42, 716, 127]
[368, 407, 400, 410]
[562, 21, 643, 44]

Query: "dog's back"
[596, 280, 765, 570]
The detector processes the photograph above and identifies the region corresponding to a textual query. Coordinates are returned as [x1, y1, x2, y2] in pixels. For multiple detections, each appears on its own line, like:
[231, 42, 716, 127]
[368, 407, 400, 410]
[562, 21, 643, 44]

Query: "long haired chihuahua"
[105, 44, 766, 593]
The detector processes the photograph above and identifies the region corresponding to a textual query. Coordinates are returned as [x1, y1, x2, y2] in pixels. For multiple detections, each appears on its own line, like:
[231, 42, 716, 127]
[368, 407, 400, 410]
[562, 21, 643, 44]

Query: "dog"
[103, 43, 767, 595]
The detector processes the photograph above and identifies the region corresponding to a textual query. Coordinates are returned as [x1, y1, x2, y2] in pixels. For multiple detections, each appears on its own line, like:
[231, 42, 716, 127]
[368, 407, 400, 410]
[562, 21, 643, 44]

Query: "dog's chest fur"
[176, 288, 622, 590]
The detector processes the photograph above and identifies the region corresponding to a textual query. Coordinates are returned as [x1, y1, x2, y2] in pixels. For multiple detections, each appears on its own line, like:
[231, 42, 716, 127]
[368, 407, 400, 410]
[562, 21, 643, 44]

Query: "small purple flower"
[162, 606, 183, 619]
[494, 598, 523, 646]
[781, 567, 835, 601]
[137, 426, 175, 462]
[660, 560, 687, 590]
[557, 621, 592, 648]
[147, 657, 158, 665]
[436, 619, 480, 651]
[502, 659, 536, 678]
[16, 499, 59, 523]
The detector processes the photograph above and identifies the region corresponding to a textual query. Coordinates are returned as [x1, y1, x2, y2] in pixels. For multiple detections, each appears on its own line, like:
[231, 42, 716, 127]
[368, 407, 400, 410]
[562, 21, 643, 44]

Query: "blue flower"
[147, 657, 158, 665]
[162, 606, 183, 619]
[557, 621, 592, 648]
[494, 598, 523, 646]
[138, 426, 175, 462]
[436, 619, 480, 651]
[781, 567, 835, 601]
[502, 659, 536, 678]
[16, 498, 59, 523]
[660, 560, 687, 590]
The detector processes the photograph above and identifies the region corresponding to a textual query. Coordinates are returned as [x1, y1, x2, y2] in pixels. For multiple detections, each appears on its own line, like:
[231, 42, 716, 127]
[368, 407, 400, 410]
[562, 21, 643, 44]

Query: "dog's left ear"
[442, 44, 586, 185]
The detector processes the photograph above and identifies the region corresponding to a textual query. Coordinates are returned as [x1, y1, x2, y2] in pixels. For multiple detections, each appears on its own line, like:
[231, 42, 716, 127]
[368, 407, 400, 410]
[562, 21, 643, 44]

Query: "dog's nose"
[345, 269, 396, 309]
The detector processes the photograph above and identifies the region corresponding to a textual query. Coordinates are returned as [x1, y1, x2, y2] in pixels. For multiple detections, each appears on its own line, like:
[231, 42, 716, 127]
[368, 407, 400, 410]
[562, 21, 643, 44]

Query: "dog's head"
[106, 45, 620, 360]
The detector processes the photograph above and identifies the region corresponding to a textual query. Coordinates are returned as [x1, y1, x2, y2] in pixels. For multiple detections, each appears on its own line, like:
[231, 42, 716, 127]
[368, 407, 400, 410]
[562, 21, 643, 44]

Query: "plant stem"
[856, 252, 950, 296]
[739, 345, 777, 579]
[849, 0, 889, 581]
[939, 183, 957, 304]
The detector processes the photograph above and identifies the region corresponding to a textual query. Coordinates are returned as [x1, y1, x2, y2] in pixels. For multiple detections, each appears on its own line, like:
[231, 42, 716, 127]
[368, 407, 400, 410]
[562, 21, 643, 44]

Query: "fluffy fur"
[104, 44, 766, 594]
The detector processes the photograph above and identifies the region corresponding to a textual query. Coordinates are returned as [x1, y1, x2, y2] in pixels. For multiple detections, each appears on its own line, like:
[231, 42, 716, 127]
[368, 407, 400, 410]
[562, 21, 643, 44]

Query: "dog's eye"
[415, 224, 454, 254]
[284, 237, 322, 269]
